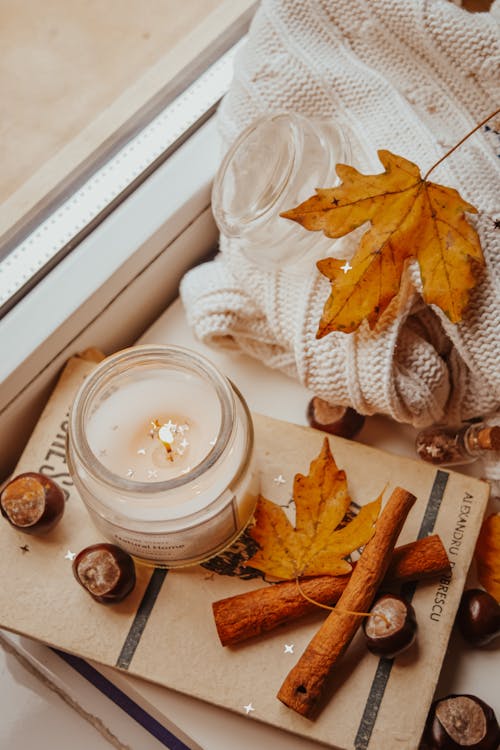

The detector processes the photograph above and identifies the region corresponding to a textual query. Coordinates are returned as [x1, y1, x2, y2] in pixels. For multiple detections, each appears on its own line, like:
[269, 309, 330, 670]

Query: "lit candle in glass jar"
[67, 346, 258, 567]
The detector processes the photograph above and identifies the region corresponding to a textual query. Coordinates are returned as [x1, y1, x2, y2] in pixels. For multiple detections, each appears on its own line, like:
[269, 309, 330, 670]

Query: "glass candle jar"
[211, 111, 352, 269]
[67, 345, 258, 568]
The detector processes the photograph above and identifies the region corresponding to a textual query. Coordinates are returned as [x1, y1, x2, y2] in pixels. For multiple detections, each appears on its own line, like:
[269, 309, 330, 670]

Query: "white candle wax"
[86, 370, 220, 484]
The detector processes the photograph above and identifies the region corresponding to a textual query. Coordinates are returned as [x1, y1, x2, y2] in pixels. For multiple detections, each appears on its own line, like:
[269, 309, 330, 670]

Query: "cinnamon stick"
[277, 486, 416, 718]
[213, 534, 449, 646]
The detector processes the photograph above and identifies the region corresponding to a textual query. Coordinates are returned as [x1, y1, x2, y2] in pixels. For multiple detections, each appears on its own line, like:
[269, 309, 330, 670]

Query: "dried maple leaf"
[281, 150, 483, 336]
[246, 438, 381, 580]
[474, 513, 500, 601]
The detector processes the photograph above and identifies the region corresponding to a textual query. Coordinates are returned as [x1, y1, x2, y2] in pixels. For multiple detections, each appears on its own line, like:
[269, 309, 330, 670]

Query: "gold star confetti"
[426, 443, 443, 458]
[149, 419, 161, 439]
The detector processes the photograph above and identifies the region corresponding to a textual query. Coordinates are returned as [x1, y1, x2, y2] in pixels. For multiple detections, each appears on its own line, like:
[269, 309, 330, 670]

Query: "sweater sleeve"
[180, 0, 500, 427]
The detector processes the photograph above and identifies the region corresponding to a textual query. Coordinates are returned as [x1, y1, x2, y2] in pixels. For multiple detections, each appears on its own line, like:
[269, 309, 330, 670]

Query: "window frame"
[0, 115, 222, 479]
[0, 7, 257, 478]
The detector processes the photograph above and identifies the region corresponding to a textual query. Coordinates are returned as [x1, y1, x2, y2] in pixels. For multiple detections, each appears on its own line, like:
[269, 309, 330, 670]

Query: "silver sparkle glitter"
[273, 474, 286, 485]
[426, 443, 443, 458]
[180, 438, 189, 449]
[340, 260, 352, 273]
[98, 448, 107, 457]
[284, 643, 294, 654]
[147, 469, 159, 480]
[65, 550, 76, 561]
[126, 468, 135, 478]
[243, 703, 255, 715]
[137, 448, 146, 455]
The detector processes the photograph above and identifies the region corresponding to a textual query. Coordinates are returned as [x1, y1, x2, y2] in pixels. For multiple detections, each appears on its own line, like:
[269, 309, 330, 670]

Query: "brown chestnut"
[363, 593, 417, 658]
[73, 543, 136, 603]
[0, 472, 65, 534]
[423, 694, 500, 750]
[456, 589, 500, 647]
[307, 397, 365, 439]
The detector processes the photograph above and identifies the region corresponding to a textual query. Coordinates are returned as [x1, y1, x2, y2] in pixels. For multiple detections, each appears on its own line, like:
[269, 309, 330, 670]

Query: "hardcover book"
[0, 355, 489, 750]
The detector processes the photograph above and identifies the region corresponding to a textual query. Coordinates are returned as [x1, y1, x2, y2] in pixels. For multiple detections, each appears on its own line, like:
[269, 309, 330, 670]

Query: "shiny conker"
[456, 588, 500, 647]
[423, 694, 500, 750]
[363, 593, 417, 658]
[73, 543, 136, 603]
[307, 397, 365, 439]
[0, 472, 65, 534]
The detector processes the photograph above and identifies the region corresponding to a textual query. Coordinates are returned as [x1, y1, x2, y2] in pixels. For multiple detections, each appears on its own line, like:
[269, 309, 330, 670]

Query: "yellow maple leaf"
[281, 150, 483, 336]
[246, 438, 381, 580]
[475, 513, 500, 602]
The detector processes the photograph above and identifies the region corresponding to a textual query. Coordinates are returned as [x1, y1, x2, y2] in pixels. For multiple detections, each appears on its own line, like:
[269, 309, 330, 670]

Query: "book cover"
[0, 355, 489, 749]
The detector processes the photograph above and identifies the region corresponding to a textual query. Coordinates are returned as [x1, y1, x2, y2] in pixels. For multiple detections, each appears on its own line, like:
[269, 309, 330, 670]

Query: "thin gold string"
[295, 577, 391, 627]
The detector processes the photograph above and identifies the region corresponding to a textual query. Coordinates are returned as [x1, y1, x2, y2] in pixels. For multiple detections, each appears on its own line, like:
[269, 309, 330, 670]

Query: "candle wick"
[150, 419, 189, 462]
[158, 422, 179, 460]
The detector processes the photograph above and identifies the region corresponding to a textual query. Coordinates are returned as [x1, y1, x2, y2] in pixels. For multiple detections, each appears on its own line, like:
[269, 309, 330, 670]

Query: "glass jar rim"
[211, 111, 304, 237]
[211, 110, 352, 244]
[69, 344, 236, 495]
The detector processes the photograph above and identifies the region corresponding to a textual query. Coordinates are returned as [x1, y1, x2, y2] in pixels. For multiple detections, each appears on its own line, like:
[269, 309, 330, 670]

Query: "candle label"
[91, 492, 239, 564]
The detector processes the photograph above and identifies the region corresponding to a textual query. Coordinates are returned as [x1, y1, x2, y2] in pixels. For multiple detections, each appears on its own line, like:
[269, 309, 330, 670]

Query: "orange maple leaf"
[281, 150, 484, 336]
[246, 438, 381, 580]
[474, 513, 500, 602]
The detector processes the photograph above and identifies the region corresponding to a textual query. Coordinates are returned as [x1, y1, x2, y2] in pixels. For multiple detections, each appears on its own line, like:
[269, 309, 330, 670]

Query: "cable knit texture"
[181, 0, 500, 431]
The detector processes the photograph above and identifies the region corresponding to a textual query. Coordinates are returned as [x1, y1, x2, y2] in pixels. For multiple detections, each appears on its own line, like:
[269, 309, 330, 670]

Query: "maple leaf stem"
[424, 106, 500, 181]
[294, 577, 390, 625]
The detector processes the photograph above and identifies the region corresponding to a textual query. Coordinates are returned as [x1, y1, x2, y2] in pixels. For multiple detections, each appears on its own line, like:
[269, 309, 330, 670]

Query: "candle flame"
[158, 424, 174, 446]
[149, 418, 190, 462]
[158, 423, 176, 461]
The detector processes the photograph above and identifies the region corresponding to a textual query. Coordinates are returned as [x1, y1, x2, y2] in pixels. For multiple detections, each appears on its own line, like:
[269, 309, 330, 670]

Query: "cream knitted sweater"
[181, 0, 500, 431]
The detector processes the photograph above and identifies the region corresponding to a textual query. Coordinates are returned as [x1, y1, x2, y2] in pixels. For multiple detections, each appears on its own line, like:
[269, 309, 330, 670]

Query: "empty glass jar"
[211, 111, 353, 270]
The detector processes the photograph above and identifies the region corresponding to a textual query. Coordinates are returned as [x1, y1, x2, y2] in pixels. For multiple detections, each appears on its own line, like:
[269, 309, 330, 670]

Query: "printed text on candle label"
[103, 496, 239, 563]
